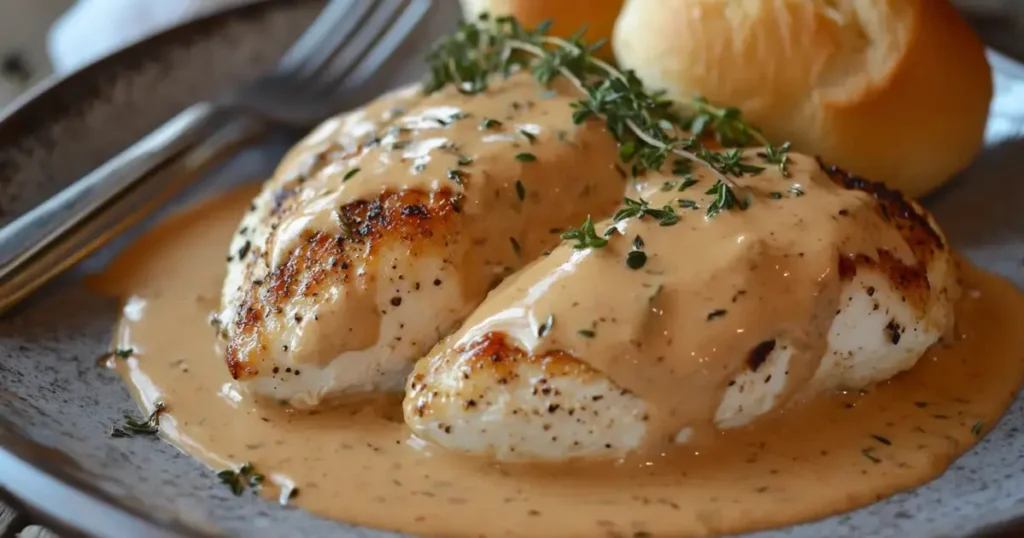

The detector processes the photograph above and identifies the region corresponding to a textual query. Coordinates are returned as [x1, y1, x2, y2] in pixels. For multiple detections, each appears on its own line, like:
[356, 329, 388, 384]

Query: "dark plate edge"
[0, 435, 190, 538]
[0, 0, 320, 537]
[0, 0, 286, 142]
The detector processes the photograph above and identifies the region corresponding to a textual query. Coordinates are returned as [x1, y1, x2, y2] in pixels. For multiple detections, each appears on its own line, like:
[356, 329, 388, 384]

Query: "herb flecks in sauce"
[342, 168, 361, 182]
[218, 462, 265, 497]
[758, 142, 792, 177]
[101, 186, 1024, 538]
[561, 216, 608, 250]
[110, 403, 166, 438]
[95, 13, 1024, 538]
[515, 152, 537, 162]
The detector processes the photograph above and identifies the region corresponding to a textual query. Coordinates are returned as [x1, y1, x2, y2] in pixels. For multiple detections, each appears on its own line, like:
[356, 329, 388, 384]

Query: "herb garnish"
[706, 309, 728, 321]
[457, 155, 474, 166]
[678, 199, 699, 210]
[685, 96, 767, 148]
[578, 329, 596, 338]
[480, 117, 503, 130]
[788, 185, 805, 197]
[515, 180, 526, 201]
[759, 142, 792, 177]
[705, 180, 745, 217]
[110, 403, 166, 438]
[861, 448, 881, 464]
[519, 129, 537, 143]
[671, 159, 693, 177]
[423, 14, 777, 196]
[971, 421, 985, 437]
[515, 152, 537, 162]
[627, 235, 647, 270]
[114, 347, 134, 359]
[561, 216, 608, 249]
[342, 168, 361, 182]
[613, 197, 679, 226]
[447, 169, 466, 185]
[677, 177, 699, 191]
[870, 434, 892, 446]
[218, 462, 265, 496]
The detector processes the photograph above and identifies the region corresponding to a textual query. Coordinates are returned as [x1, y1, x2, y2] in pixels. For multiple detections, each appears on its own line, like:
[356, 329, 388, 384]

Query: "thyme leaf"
[342, 168, 360, 182]
[217, 462, 264, 497]
[758, 142, 792, 177]
[422, 13, 784, 202]
[561, 216, 608, 250]
[110, 402, 166, 438]
[705, 180, 745, 218]
[515, 152, 537, 162]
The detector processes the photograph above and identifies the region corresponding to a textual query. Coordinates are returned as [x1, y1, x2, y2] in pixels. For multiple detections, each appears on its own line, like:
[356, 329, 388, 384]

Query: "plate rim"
[0, 0, 322, 536]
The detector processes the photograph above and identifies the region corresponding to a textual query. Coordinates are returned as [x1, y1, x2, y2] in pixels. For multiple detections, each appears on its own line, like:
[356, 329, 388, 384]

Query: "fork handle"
[0, 103, 263, 314]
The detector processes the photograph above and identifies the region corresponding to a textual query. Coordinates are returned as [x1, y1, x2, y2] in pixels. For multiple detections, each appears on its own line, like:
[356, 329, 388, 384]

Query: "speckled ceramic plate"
[1, 2, 1024, 537]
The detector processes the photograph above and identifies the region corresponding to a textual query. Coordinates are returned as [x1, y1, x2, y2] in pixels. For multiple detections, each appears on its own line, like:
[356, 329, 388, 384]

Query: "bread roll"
[613, 0, 993, 197]
[459, 0, 624, 59]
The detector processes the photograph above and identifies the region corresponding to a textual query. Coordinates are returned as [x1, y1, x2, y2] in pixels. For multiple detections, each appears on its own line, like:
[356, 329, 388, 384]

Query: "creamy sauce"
[408, 150, 948, 456]
[94, 184, 1024, 537]
[217, 74, 626, 404]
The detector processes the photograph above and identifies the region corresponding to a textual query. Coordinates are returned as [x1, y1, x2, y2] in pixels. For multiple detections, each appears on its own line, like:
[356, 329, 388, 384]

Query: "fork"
[0, 0, 446, 315]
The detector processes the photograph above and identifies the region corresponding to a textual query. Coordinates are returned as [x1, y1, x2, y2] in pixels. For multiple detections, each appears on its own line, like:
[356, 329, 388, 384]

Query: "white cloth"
[47, 0, 249, 74]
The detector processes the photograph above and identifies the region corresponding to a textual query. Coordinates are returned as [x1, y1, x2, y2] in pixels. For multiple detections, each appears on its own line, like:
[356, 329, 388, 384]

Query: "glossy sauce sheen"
[96, 182, 1024, 537]
[217, 74, 626, 404]
[405, 150, 953, 458]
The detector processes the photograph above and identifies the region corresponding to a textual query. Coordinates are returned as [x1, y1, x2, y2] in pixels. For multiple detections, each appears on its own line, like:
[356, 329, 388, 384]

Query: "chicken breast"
[404, 151, 957, 461]
[216, 73, 626, 407]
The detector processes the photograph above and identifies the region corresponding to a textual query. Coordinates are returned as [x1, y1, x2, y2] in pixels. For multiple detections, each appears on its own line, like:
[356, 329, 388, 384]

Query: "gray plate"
[1, 1, 1024, 537]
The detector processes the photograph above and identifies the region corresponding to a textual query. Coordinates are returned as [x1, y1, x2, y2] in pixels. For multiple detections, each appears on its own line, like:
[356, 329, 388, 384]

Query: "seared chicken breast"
[404, 151, 957, 461]
[217, 74, 626, 407]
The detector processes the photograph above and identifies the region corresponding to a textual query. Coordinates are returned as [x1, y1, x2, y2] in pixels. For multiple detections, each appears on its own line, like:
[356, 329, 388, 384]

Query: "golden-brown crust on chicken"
[226, 189, 462, 379]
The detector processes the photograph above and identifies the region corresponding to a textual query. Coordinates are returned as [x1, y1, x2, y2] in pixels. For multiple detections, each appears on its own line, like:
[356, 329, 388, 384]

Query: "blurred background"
[2, 0, 1024, 134]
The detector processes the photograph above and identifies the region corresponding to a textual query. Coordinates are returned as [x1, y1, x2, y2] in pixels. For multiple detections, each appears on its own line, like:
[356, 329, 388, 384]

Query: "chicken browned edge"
[822, 161, 949, 314]
[409, 161, 952, 403]
[225, 186, 463, 380]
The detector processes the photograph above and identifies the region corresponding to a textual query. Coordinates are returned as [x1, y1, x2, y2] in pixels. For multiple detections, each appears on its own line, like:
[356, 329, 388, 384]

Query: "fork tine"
[304, 0, 414, 90]
[277, 0, 373, 78]
[330, 0, 433, 91]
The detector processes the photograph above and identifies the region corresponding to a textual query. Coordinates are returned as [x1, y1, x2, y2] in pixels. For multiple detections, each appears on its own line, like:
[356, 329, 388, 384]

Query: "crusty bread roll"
[613, 0, 993, 197]
[459, 0, 624, 59]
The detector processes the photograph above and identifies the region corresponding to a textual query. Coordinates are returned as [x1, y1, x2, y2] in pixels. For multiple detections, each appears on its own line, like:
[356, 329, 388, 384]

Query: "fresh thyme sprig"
[613, 197, 679, 227]
[110, 402, 166, 438]
[705, 180, 746, 218]
[758, 142, 792, 177]
[423, 14, 772, 193]
[560, 215, 607, 249]
[218, 462, 265, 496]
[685, 97, 769, 148]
